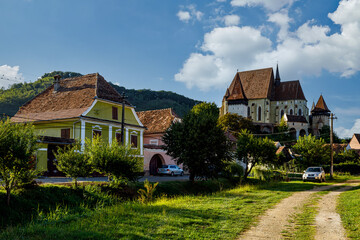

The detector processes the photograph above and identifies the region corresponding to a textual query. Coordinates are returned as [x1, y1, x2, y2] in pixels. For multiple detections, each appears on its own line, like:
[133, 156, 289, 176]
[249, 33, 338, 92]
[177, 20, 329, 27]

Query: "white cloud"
[231, 0, 296, 12]
[335, 119, 360, 138]
[267, 9, 292, 41]
[177, 11, 191, 22]
[175, 0, 360, 90]
[0, 65, 24, 89]
[175, 26, 271, 90]
[224, 14, 240, 26]
[177, 5, 203, 23]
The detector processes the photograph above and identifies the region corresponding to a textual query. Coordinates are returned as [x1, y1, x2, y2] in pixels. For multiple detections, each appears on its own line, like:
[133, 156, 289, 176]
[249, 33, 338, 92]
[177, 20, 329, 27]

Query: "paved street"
[36, 175, 189, 184]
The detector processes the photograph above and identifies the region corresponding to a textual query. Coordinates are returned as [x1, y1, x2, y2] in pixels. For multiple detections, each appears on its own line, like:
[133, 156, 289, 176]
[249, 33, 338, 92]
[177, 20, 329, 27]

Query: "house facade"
[347, 134, 360, 150]
[136, 108, 182, 175]
[221, 66, 309, 137]
[11, 73, 145, 175]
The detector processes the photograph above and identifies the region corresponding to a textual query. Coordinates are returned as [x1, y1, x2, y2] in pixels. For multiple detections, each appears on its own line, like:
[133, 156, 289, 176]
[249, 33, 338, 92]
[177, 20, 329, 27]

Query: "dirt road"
[238, 180, 359, 240]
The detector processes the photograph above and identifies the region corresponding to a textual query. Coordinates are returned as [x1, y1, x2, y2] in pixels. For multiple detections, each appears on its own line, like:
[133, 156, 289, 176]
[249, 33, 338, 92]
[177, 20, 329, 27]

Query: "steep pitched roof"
[227, 74, 247, 101]
[274, 81, 306, 101]
[225, 67, 306, 102]
[11, 73, 128, 122]
[137, 108, 180, 134]
[237, 68, 273, 99]
[312, 95, 330, 113]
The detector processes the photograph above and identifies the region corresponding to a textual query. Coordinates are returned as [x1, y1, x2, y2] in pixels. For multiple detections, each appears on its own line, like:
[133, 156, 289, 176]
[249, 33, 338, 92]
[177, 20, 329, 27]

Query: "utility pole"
[330, 113, 337, 179]
[121, 92, 127, 145]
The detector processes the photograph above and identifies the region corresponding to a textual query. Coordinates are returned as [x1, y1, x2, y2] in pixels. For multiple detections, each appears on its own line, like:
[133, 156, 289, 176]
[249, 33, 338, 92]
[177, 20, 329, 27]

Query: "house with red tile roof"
[347, 134, 360, 150]
[221, 65, 309, 138]
[136, 108, 182, 175]
[11, 73, 145, 175]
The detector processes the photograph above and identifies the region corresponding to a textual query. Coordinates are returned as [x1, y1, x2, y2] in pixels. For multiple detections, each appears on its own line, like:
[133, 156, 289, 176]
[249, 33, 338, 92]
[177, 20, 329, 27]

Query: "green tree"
[163, 102, 231, 182]
[334, 149, 360, 164]
[218, 113, 255, 135]
[54, 143, 93, 188]
[270, 118, 295, 144]
[87, 137, 143, 182]
[0, 119, 38, 205]
[292, 135, 330, 169]
[236, 130, 277, 179]
[319, 125, 341, 143]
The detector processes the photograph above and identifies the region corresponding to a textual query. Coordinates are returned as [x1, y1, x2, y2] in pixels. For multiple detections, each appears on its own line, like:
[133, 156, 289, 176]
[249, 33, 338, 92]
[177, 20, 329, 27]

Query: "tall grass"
[0, 181, 321, 240]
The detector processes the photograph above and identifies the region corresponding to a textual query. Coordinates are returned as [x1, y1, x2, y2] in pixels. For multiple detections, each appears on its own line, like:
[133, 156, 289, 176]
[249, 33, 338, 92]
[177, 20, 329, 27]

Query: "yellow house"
[11, 73, 145, 176]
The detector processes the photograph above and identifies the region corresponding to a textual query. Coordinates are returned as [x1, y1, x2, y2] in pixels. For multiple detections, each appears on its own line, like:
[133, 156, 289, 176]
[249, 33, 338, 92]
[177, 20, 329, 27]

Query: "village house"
[221, 66, 331, 138]
[347, 134, 360, 150]
[136, 108, 182, 175]
[11, 73, 145, 175]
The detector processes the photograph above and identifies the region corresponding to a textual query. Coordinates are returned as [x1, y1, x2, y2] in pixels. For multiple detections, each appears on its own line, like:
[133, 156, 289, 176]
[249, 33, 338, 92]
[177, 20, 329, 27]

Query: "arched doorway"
[299, 129, 306, 137]
[149, 154, 164, 175]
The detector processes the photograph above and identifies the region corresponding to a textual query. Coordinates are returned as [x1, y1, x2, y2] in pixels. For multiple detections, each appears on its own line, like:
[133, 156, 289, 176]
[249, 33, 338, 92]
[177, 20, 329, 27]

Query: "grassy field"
[0, 181, 321, 240]
[338, 185, 360, 239]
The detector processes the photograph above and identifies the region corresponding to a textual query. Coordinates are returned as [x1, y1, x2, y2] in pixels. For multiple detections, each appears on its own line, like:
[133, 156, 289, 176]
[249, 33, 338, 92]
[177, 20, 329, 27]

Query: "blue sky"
[1, 0, 359, 138]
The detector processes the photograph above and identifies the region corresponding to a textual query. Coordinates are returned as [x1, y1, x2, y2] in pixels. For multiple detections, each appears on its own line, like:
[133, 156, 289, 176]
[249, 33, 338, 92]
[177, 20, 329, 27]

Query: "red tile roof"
[11, 73, 128, 122]
[285, 115, 308, 123]
[225, 67, 306, 101]
[274, 81, 306, 101]
[312, 95, 330, 113]
[137, 108, 180, 134]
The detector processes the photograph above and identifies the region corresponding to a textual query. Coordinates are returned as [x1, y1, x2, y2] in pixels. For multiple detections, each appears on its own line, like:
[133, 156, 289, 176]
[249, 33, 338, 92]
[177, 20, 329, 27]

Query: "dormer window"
[112, 106, 118, 120]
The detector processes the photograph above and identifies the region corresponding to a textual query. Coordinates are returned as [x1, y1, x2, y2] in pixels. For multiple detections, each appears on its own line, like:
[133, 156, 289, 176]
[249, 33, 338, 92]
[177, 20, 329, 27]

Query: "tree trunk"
[189, 172, 195, 183]
[6, 188, 11, 206]
[74, 178, 78, 189]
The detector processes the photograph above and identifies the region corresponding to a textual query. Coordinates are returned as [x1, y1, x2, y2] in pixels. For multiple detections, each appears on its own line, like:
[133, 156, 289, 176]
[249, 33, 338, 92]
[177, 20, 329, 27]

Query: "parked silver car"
[302, 167, 326, 182]
[157, 165, 184, 176]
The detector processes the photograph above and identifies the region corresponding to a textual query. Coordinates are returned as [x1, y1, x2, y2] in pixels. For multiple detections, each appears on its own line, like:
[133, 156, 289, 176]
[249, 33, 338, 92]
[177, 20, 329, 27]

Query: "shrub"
[323, 163, 360, 175]
[251, 166, 286, 181]
[221, 162, 244, 183]
[86, 137, 143, 182]
[0, 119, 38, 205]
[54, 143, 93, 188]
[137, 180, 158, 204]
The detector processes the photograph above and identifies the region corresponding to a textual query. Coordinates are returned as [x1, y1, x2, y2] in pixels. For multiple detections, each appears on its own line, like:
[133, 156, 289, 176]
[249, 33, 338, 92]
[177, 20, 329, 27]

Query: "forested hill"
[0, 71, 200, 118]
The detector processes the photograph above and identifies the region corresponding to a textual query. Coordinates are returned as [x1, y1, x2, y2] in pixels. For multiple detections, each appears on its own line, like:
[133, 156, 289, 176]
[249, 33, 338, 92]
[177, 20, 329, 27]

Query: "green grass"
[0, 184, 119, 229]
[338, 185, 360, 239]
[0, 181, 321, 240]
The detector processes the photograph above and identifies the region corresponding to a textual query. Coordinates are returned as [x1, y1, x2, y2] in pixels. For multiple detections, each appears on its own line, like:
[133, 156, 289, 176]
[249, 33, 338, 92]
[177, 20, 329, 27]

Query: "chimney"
[53, 75, 61, 92]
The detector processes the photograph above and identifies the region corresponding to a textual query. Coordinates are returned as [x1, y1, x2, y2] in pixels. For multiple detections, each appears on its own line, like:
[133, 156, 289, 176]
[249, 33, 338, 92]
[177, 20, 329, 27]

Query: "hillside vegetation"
[0, 71, 200, 118]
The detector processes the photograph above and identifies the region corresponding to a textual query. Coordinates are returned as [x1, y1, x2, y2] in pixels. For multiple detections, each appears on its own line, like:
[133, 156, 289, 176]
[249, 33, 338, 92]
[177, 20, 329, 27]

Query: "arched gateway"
[149, 154, 164, 175]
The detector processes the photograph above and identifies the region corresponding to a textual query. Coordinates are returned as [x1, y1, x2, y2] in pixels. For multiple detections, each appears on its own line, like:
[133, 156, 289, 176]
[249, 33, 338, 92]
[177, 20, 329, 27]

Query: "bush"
[86, 137, 143, 182]
[251, 166, 286, 181]
[323, 163, 360, 175]
[221, 162, 244, 183]
[54, 143, 93, 188]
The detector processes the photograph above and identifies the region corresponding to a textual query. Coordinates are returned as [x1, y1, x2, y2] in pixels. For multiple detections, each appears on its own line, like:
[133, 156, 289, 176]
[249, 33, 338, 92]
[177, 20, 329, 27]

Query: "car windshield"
[306, 167, 321, 172]
[161, 165, 168, 168]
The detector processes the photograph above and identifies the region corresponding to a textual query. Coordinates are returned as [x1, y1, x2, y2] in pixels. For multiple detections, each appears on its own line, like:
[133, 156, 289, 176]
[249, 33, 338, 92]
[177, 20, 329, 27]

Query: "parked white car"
[302, 167, 326, 182]
[157, 165, 184, 176]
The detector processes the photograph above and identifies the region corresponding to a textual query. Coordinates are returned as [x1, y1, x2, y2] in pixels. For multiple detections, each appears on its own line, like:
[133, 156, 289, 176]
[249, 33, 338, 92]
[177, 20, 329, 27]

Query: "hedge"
[323, 163, 360, 175]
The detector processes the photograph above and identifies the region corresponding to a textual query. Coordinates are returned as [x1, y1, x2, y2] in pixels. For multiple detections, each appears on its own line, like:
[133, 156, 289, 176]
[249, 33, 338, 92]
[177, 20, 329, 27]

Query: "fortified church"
[220, 66, 331, 139]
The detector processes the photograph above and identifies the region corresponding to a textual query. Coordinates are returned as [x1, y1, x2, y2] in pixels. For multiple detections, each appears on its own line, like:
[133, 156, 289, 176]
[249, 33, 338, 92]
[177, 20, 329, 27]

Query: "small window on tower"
[290, 109, 293, 115]
[299, 109, 302, 116]
[112, 106, 118, 120]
